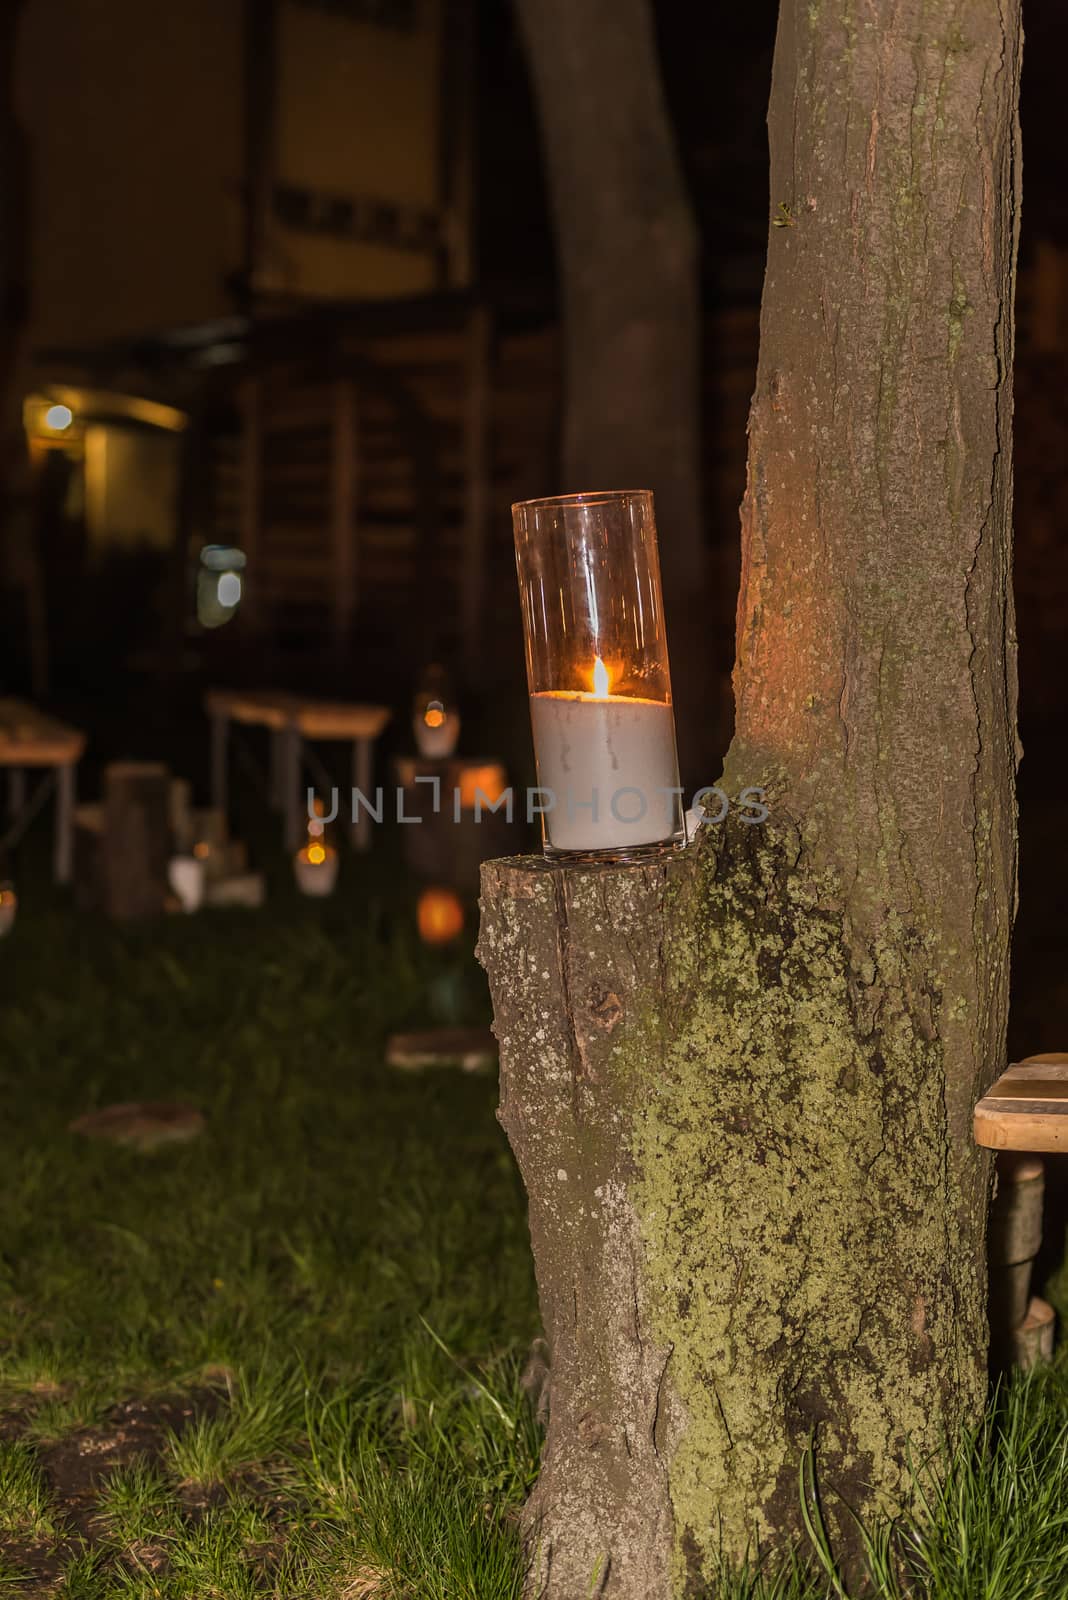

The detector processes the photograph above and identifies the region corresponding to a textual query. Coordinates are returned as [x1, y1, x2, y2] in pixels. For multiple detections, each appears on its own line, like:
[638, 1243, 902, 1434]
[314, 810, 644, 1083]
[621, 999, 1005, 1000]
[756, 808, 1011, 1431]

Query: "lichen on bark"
[629, 813, 984, 1584]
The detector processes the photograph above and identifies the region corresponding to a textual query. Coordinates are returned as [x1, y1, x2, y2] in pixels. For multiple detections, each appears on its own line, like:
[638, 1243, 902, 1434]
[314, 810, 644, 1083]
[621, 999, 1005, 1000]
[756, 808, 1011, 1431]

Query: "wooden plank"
[974, 1054, 1068, 1151]
[0, 699, 85, 765]
[204, 689, 294, 730]
[293, 701, 391, 741]
[461, 304, 491, 680]
[238, 375, 263, 629]
[331, 375, 358, 657]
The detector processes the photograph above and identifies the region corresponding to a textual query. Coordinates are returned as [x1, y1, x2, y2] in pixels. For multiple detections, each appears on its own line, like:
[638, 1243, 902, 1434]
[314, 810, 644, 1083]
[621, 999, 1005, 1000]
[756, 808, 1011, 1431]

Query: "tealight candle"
[513, 491, 684, 857]
[294, 841, 339, 896]
[413, 665, 461, 759]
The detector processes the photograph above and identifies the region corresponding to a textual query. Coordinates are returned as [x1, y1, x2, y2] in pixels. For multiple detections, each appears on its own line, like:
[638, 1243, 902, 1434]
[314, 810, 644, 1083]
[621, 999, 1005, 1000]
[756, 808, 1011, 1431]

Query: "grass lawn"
[2, 862, 1068, 1597]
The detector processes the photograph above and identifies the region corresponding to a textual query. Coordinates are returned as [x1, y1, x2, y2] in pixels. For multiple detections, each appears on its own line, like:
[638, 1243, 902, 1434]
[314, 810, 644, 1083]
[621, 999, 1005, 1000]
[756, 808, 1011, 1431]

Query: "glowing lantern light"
[294, 798, 337, 895]
[44, 404, 73, 432]
[417, 885, 464, 945]
[413, 664, 460, 758]
[455, 761, 509, 811]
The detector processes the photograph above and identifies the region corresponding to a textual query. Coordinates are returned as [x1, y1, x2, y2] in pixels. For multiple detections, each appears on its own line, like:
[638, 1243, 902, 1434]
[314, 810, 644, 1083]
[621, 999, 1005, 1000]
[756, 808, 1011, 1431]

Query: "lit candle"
[513, 490, 684, 858]
[294, 840, 339, 896]
[293, 799, 339, 895]
[530, 657, 679, 852]
[413, 665, 461, 759]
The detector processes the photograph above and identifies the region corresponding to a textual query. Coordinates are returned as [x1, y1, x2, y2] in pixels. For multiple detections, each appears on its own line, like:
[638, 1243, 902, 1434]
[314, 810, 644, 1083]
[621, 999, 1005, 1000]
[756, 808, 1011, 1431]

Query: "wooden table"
[0, 699, 86, 883]
[205, 689, 391, 851]
[973, 1054, 1068, 1152]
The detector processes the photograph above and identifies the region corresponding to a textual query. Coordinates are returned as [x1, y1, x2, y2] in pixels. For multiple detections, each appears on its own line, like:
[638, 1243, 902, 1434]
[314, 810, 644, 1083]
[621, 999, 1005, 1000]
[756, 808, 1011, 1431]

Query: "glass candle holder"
[512, 489, 684, 858]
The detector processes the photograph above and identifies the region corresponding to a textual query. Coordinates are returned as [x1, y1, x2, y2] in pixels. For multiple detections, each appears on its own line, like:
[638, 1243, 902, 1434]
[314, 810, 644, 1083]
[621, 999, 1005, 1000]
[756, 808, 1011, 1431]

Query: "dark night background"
[2, 4, 1068, 1590]
[1, 0, 1067, 1055]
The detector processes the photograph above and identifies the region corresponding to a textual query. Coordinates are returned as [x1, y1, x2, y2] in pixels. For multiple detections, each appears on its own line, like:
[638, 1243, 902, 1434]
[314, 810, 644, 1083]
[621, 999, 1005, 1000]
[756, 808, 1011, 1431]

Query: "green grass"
[0, 1439, 58, 1541]
[1, 866, 1067, 1596]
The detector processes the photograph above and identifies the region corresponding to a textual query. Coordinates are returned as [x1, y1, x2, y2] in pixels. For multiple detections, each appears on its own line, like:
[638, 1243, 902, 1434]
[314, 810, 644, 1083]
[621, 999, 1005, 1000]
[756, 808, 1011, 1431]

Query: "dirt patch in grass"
[2, 1388, 223, 1595]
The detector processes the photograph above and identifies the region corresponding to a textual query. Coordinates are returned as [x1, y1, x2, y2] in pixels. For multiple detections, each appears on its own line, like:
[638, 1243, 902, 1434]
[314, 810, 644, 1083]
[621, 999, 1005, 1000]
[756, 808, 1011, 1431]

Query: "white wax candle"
[529, 690, 680, 852]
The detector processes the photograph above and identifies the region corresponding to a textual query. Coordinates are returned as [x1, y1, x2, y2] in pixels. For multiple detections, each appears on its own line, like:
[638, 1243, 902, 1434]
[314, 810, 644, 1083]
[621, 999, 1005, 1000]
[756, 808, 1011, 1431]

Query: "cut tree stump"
[479, 839, 997, 1592]
[1011, 1297, 1056, 1371]
[69, 1102, 204, 1152]
[385, 1027, 497, 1074]
[102, 763, 171, 920]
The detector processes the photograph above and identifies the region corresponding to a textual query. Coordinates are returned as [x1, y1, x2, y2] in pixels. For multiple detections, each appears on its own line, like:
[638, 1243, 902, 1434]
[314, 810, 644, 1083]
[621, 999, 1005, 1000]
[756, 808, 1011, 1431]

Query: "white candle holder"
[513, 490, 684, 859]
[294, 843, 339, 896]
[168, 855, 206, 912]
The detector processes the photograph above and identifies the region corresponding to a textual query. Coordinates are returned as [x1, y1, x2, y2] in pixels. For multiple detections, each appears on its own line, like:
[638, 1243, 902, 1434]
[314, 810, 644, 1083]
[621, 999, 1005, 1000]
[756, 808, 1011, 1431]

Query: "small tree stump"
[1010, 1297, 1055, 1371]
[102, 762, 171, 920]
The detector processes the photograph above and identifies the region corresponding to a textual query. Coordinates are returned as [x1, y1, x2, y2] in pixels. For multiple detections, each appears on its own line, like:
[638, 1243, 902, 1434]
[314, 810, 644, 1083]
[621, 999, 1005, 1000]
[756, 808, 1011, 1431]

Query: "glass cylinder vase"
[512, 489, 684, 859]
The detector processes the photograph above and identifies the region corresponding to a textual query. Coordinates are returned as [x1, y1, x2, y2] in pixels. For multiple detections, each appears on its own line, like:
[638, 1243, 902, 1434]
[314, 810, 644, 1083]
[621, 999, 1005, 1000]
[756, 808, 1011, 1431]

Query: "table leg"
[269, 728, 285, 810]
[283, 725, 303, 852]
[210, 710, 229, 818]
[55, 763, 75, 884]
[7, 768, 26, 818]
[353, 738, 373, 851]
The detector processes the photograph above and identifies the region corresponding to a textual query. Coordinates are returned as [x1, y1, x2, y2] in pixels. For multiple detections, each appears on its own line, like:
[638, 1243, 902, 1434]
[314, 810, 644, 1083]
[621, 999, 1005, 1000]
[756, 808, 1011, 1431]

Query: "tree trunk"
[513, 0, 707, 781]
[479, 1, 1022, 1593]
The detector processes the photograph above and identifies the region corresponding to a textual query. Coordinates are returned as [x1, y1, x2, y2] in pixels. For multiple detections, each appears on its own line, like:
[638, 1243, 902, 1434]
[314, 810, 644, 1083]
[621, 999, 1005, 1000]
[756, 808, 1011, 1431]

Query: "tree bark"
[513, 0, 707, 781]
[480, 0, 1021, 1593]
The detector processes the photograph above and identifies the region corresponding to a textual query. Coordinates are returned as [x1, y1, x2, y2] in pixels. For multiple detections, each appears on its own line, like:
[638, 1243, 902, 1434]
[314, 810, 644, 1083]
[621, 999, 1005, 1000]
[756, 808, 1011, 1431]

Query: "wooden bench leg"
[269, 728, 285, 810]
[55, 762, 75, 885]
[8, 768, 26, 818]
[353, 738, 373, 851]
[283, 725, 303, 852]
[210, 710, 229, 818]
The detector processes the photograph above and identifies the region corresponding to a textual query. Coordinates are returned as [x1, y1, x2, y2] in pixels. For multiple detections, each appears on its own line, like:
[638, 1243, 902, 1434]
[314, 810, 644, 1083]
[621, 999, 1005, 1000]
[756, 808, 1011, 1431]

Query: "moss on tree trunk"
[479, 0, 1021, 1593]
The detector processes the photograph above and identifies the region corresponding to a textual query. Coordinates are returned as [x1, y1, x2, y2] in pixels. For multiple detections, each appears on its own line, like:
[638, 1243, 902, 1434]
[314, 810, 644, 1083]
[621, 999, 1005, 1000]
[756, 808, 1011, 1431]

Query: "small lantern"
[417, 885, 464, 945]
[413, 664, 460, 759]
[294, 797, 339, 896]
[0, 882, 16, 937]
[512, 490, 684, 857]
[197, 545, 246, 629]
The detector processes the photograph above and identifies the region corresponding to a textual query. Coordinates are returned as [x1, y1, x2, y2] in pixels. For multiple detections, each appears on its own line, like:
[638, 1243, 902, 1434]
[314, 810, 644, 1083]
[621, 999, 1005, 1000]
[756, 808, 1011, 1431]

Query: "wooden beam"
[330, 376, 359, 659]
[241, 0, 278, 305]
[238, 374, 263, 629]
[460, 304, 491, 681]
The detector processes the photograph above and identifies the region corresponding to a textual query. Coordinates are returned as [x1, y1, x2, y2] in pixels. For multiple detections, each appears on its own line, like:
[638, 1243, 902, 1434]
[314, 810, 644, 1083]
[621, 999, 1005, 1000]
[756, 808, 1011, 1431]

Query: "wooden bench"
[0, 699, 86, 883]
[973, 1054, 1068, 1152]
[205, 689, 391, 852]
[974, 1056, 1063, 1369]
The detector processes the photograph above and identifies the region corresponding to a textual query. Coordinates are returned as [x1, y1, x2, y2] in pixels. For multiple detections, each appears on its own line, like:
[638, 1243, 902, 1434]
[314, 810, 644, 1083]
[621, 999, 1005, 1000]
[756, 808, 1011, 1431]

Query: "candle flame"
[592, 655, 610, 698]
